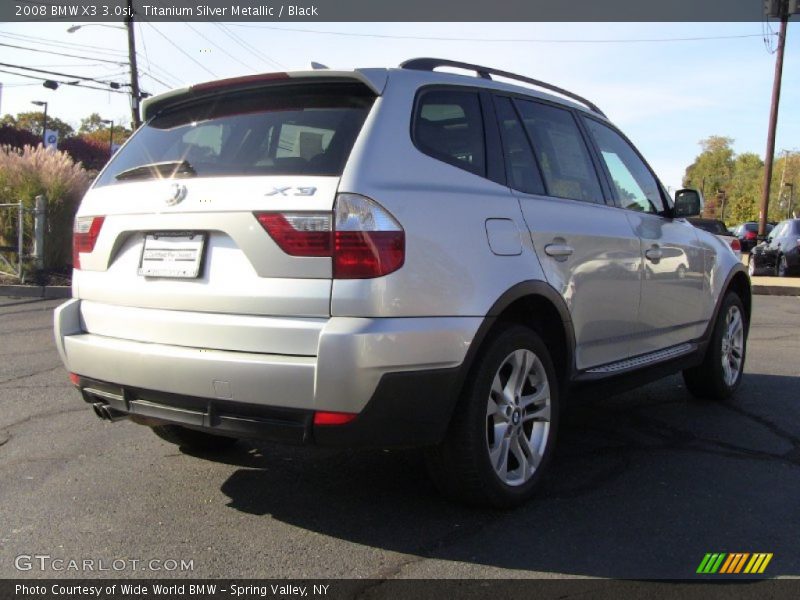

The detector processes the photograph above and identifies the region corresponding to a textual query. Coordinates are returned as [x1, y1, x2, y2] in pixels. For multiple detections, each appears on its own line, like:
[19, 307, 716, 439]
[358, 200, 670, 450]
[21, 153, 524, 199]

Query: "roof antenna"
[310, 62, 329, 70]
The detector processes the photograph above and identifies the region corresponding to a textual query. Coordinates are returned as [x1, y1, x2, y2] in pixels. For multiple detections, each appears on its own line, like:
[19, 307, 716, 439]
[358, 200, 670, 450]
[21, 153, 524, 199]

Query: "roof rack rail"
[400, 57, 605, 117]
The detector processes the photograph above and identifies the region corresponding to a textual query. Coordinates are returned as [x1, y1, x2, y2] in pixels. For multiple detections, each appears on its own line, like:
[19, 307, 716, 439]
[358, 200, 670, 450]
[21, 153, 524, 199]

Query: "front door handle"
[544, 243, 574, 259]
[645, 246, 662, 263]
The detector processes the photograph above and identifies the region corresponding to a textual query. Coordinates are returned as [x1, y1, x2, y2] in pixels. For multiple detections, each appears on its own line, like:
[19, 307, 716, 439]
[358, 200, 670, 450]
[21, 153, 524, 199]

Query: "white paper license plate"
[138, 233, 206, 278]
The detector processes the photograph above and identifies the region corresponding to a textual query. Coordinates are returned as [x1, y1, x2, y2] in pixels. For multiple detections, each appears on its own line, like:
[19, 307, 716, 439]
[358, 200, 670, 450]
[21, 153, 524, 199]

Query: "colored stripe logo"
[697, 553, 773, 574]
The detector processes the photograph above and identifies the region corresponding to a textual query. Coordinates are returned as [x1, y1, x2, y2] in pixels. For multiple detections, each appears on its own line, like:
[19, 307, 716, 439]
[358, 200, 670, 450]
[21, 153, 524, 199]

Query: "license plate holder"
[138, 232, 206, 279]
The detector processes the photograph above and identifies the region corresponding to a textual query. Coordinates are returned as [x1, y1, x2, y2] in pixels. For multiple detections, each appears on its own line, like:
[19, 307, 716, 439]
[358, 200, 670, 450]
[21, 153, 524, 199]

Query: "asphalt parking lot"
[0, 296, 798, 580]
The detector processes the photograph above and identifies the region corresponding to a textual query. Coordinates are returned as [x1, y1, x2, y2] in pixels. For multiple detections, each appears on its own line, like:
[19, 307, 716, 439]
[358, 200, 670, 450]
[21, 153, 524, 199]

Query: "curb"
[751, 285, 800, 297]
[0, 285, 71, 299]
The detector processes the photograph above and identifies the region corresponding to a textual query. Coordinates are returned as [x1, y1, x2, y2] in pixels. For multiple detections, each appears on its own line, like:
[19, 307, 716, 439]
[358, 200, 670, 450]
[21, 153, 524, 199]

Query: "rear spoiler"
[141, 68, 388, 122]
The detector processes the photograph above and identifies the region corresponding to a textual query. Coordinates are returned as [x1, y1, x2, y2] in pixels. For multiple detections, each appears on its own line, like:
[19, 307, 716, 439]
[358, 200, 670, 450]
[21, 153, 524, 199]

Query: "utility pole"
[126, 0, 142, 129]
[759, 0, 794, 237]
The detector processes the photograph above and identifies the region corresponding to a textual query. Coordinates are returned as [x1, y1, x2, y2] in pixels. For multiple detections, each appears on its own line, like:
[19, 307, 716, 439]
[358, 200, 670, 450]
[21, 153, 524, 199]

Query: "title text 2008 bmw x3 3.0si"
[54, 59, 750, 507]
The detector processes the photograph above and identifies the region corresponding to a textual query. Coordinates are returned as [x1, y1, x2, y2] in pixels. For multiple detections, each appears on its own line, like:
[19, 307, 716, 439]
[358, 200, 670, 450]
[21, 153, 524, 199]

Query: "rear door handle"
[645, 246, 662, 262]
[544, 243, 574, 259]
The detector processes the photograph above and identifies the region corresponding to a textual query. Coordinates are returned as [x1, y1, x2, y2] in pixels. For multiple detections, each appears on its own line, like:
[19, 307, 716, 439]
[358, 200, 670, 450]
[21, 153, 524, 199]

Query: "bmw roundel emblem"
[166, 183, 187, 206]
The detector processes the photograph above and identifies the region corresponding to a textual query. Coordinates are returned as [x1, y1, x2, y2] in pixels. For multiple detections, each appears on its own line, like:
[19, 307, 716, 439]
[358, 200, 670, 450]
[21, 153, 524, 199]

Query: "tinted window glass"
[493, 97, 544, 195]
[583, 117, 664, 213]
[689, 219, 728, 235]
[414, 89, 486, 177]
[513, 99, 603, 203]
[95, 83, 374, 187]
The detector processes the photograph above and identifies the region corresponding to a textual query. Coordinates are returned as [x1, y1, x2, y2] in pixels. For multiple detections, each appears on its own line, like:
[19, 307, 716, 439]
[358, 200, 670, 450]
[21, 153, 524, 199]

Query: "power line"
[147, 23, 218, 78]
[0, 41, 128, 66]
[0, 67, 129, 94]
[0, 61, 124, 86]
[212, 22, 284, 70]
[0, 30, 128, 57]
[183, 22, 258, 72]
[228, 24, 773, 44]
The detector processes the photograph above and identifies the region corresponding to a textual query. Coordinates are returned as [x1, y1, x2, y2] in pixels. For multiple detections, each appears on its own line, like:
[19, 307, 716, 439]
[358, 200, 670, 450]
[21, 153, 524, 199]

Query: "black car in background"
[735, 222, 774, 253]
[749, 218, 800, 277]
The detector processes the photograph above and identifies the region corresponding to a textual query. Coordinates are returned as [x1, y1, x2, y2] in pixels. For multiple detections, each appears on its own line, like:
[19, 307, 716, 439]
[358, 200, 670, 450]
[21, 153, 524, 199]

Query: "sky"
[0, 20, 798, 191]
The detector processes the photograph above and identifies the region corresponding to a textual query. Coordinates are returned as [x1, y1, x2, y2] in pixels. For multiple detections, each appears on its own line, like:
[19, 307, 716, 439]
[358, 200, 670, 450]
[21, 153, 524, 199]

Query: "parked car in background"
[749, 218, 800, 277]
[734, 222, 774, 253]
[689, 218, 741, 259]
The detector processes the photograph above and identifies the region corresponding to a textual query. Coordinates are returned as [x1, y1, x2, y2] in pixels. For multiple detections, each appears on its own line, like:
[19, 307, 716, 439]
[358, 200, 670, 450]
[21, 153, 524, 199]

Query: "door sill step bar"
[585, 342, 695, 375]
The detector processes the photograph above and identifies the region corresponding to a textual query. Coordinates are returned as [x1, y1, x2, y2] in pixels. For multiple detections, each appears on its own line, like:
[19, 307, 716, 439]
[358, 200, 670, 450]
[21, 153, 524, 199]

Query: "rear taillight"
[254, 194, 405, 279]
[72, 216, 105, 269]
[745, 231, 757, 240]
[333, 194, 404, 279]
[255, 213, 332, 256]
[730, 238, 741, 252]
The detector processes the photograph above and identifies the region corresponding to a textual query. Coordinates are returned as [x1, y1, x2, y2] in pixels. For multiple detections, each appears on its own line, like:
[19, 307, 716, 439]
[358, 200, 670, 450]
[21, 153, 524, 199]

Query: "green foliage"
[682, 137, 799, 226]
[1, 111, 75, 140]
[0, 145, 91, 269]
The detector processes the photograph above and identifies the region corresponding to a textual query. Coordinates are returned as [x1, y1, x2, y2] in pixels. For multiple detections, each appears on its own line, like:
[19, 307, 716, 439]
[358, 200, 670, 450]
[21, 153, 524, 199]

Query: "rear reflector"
[730, 238, 741, 252]
[72, 216, 105, 269]
[313, 411, 357, 426]
[68, 373, 80, 386]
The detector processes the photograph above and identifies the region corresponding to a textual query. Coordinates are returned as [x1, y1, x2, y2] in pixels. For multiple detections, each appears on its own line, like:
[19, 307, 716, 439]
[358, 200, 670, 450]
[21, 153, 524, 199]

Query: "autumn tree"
[683, 136, 735, 219]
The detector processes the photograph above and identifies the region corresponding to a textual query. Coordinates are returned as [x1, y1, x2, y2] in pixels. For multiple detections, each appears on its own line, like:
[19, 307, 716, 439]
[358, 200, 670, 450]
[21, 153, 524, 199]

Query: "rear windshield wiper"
[115, 160, 196, 181]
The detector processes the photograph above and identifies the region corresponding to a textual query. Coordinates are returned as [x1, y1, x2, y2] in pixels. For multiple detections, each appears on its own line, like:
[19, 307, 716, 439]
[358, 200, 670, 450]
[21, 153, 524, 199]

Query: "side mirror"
[673, 189, 702, 217]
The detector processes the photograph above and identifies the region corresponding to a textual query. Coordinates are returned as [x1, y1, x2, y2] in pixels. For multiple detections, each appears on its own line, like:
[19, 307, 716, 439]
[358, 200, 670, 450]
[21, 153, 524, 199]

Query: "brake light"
[314, 411, 357, 426]
[745, 231, 757, 240]
[730, 238, 741, 252]
[254, 194, 405, 279]
[333, 194, 405, 279]
[72, 216, 105, 269]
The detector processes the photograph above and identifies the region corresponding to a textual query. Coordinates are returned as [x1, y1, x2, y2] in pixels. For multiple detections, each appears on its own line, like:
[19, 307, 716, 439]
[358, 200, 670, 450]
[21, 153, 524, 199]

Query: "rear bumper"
[54, 299, 479, 447]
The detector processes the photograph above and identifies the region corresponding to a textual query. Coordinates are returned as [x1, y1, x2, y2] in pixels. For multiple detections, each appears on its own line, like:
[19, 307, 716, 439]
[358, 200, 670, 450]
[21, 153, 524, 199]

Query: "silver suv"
[54, 59, 750, 507]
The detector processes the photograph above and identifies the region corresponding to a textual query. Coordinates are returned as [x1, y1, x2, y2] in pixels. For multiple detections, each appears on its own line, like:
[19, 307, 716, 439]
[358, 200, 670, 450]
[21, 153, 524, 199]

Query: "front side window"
[413, 89, 486, 177]
[514, 99, 604, 203]
[583, 118, 664, 214]
[94, 82, 374, 187]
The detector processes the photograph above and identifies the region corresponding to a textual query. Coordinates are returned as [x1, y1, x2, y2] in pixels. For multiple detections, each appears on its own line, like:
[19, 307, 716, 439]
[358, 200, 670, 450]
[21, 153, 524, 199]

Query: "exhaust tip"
[91, 402, 127, 422]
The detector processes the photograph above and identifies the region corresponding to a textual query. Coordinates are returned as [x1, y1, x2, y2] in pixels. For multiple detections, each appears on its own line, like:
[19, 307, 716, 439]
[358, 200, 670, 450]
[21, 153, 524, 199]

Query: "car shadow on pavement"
[209, 373, 800, 578]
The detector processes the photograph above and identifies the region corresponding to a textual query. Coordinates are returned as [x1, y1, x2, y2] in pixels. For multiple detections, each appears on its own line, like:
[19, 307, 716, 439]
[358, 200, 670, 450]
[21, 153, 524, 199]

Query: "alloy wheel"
[720, 304, 744, 387]
[486, 349, 551, 486]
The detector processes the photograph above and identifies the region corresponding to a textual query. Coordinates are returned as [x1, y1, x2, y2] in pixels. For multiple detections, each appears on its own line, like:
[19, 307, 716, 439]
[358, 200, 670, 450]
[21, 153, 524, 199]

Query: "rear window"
[95, 82, 374, 187]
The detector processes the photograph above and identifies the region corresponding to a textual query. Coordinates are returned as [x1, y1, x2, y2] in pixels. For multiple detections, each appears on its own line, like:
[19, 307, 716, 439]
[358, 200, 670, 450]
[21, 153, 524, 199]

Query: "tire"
[426, 323, 559, 508]
[683, 292, 747, 401]
[150, 424, 238, 452]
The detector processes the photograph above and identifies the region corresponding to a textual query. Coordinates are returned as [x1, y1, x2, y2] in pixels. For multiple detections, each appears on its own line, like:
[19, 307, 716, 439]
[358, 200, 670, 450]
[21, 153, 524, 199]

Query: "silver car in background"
[54, 59, 750, 507]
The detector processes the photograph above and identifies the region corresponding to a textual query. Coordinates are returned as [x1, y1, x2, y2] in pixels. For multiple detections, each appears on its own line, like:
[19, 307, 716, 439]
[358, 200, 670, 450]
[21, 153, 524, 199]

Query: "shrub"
[0, 125, 39, 149]
[0, 144, 92, 270]
[61, 135, 112, 172]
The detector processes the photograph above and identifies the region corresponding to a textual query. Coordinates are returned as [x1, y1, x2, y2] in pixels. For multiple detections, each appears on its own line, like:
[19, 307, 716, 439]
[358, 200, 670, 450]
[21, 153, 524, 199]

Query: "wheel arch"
[454, 281, 576, 402]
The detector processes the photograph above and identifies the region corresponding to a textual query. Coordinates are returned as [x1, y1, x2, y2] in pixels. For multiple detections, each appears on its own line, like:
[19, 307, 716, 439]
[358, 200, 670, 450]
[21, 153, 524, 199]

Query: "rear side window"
[95, 82, 374, 187]
[493, 96, 544, 195]
[413, 89, 486, 177]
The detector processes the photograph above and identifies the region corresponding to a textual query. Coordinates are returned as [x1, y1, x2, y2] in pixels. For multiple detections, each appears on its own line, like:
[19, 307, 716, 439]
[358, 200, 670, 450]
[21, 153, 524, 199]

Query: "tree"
[726, 153, 763, 225]
[78, 112, 132, 147]
[1, 111, 74, 140]
[683, 136, 735, 219]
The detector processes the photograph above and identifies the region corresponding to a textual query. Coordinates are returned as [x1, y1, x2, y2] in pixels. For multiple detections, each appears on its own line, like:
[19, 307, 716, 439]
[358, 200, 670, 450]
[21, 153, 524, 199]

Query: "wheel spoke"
[490, 435, 510, 474]
[509, 435, 530, 480]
